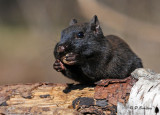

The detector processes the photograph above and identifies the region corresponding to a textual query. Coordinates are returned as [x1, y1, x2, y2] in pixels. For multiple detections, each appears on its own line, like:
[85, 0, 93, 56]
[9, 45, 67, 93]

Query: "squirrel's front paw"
[62, 52, 78, 65]
[53, 59, 65, 72]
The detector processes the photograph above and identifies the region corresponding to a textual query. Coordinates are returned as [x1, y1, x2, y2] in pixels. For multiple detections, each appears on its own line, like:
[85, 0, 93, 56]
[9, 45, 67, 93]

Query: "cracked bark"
[0, 68, 159, 115]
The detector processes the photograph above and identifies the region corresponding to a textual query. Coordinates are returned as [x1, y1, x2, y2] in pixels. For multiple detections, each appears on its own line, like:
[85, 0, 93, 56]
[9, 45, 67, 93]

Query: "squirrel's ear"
[69, 19, 77, 26]
[88, 15, 103, 36]
[89, 15, 100, 31]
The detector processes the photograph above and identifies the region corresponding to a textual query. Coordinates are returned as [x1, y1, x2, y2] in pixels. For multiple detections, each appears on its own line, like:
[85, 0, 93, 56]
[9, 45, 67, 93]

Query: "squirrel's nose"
[57, 45, 65, 53]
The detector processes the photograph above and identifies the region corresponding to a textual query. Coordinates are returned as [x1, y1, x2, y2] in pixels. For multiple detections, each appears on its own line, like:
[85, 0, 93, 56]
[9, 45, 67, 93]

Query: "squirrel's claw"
[53, 59, 65, 72]
[62, 53, 78, 65]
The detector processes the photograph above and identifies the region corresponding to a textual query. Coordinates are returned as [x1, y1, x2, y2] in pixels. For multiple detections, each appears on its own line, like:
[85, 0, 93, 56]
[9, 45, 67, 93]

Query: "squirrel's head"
[55, 15, 105, 59]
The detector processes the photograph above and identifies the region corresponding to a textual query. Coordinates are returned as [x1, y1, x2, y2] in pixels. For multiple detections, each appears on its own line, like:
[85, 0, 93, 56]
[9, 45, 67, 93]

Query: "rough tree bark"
[0, 68, 159, 115]
[118, 68, 160, 115]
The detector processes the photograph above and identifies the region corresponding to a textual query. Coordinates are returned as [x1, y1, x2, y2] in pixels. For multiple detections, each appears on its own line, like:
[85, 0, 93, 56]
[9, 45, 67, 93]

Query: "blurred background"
[0, 0, 160, 85]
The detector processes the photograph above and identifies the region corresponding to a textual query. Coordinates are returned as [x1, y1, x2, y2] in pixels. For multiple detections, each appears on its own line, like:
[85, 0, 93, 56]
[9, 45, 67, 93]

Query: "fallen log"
[0, 83, 95, 114]
[0, 68, 159, 115]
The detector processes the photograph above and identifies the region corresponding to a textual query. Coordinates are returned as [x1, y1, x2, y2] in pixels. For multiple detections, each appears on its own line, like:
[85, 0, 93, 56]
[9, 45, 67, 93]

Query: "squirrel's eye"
[76, 32, 84, 38]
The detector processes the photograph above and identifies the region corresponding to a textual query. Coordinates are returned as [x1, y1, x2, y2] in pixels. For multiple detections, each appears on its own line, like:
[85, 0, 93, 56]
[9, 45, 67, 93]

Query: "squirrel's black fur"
[53, 15, 143, 83]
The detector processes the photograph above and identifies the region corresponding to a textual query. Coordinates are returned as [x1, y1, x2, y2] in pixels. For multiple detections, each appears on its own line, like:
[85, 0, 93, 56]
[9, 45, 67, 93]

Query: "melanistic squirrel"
[53, 15, 143, 83]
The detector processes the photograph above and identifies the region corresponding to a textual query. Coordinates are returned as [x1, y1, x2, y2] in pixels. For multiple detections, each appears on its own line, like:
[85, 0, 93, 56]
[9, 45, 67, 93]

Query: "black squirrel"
[53, 15, 143, 83]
